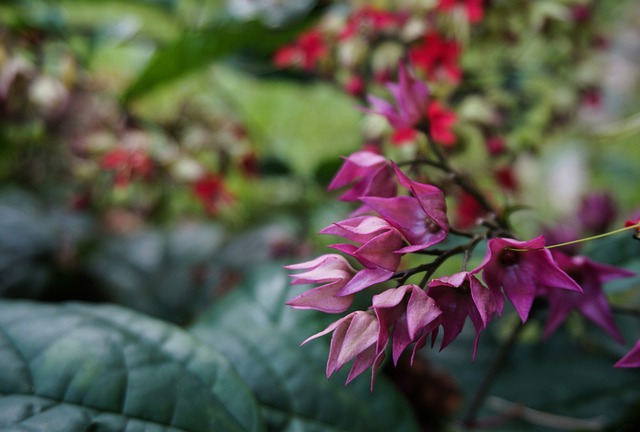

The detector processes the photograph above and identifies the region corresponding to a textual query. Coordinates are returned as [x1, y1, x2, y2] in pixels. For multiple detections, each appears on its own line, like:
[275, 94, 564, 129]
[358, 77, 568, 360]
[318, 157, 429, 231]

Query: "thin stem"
[461, 320, 525, 428]
[418, 123, 500, 219]
[610, 303, 640, 318]
[507, 222, 640, 252]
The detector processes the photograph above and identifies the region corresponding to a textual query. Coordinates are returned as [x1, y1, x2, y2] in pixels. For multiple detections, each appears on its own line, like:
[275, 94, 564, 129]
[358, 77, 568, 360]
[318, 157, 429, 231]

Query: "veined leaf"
[190, 264, 420, 432]
[0, 301, 265, 432]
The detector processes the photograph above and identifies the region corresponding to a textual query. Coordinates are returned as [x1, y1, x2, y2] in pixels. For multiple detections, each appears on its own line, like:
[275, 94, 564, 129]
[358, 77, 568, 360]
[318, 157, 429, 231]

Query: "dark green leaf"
[190, 264, 420, 432]
[427, 312, 640, 431]
[123, 20, 305, 102]
[0, 301, 265, 432]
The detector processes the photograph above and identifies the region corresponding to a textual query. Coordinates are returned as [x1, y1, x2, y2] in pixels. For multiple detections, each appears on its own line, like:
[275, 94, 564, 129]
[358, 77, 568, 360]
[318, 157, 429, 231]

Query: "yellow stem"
[507, 222, 640, 252]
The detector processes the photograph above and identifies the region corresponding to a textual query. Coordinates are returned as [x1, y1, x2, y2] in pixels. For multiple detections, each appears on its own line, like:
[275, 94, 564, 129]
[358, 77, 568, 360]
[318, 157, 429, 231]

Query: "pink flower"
[362, 164, 449, 253]
[285, 254, 357, 313]
[543, 253, 633, 342]
[372, 285, 442, 364]
[321, 216, 405, 295]
[615, 340, 640, 368]
[473, 236, 582, 322]
[437, 0, 485, 23]
[427, 272, 496, 358]
[409, 33, 462, 84]
[302, 311, 383, 387]
[365, 63, 430, 131]
[328, 151, 396, 202]
[578, 192, 617, 234]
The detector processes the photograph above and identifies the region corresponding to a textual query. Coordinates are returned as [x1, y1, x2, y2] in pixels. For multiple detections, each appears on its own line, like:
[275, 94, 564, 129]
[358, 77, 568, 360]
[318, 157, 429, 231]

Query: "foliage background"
[1, 0, 640, 431]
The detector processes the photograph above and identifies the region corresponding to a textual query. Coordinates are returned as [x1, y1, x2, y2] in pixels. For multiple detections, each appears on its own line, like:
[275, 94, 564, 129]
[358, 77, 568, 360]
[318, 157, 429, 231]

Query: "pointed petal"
[337, 267, 394, 296]
[286, 281, 354, 313]
[615, 340, 640, 368]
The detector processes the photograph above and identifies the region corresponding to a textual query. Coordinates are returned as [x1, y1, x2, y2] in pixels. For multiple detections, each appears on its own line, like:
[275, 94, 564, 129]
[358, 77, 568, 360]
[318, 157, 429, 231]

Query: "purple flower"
[328, 151, 396, 202]
[427, 272, 497, 358]
[615, 339, 640, 368]
[302, 311, 383, 387]
[543, 252, 634, 343]
[285, 254, 357, 313]
[364, 63, 430, 130]
[372, 284, 442, 364]
[321, 216, 405, 295]
[473, 236, 582, 322]
[362, 164, 449, 253]
[578, 192, 617, 234]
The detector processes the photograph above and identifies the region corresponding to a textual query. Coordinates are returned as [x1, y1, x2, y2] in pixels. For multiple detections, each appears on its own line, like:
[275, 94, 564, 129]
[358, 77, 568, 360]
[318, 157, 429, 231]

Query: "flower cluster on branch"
[278, 0, 640, 395]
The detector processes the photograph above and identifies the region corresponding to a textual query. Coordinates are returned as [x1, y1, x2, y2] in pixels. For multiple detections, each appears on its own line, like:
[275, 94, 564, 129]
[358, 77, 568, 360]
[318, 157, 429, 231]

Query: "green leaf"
[87, 223, 226, 324]
[205, 66, 361, 176]
[0, 301, 265, 432]
[123, 19, 305, 102]
[427, 313, 640, 431]
[190, 264, 420, 432]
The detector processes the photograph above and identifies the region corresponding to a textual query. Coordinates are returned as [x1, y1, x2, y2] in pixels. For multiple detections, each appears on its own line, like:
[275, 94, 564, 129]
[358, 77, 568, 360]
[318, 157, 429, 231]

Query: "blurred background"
[2, 0, 640, 430]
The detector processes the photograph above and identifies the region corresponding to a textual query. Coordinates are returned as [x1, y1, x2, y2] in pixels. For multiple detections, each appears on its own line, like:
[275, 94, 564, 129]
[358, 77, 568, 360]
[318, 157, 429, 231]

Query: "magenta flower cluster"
[285, 64, 637, 389]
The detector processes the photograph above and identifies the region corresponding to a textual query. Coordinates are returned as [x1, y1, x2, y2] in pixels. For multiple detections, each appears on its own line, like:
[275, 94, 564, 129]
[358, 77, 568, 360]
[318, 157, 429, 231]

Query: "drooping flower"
[362, 164, 449, 253]
[427, 272, 496, 358]
[409, 33, 462, 84]
[543, 252, 633, 342]
[364, 62, 430, 131]
[437, 0, 485, 23]
[274, 29, 327, 71]
[321, 216, 405, 295]
[328, 151, 396, 202]
[615, 339, 640, 368]
[285, 254, 357, 313]
[302, 311, 383, 387]
[473, 236, 582, 322]
[372, 284, 442, 364]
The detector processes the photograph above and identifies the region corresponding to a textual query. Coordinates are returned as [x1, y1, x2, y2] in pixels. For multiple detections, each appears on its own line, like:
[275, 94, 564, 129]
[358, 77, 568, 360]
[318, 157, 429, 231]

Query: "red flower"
[339, 6, 405, 40]
[495, 166, 518, 192]
[274, 30, 327, 72]
[192, 173, 233, 215]
[409, 33, 462, 84]
[485, 136, 506, 156]
[427, 101, 456, 146]
[455, 192, 486, 229]
[100, 148, 153, 187]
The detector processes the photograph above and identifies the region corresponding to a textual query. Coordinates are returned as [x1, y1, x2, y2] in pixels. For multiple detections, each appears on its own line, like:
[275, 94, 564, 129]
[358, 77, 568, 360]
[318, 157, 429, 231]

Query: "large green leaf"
[123, 19, 307, 102]
[0, 301, 265, 432]
[190, 264, 420, 432]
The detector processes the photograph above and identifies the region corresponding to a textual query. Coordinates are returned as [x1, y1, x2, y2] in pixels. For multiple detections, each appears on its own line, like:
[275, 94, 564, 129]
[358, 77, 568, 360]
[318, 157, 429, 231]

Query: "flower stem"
[461, 320, 525, 428]
[507, 222, 640, 252]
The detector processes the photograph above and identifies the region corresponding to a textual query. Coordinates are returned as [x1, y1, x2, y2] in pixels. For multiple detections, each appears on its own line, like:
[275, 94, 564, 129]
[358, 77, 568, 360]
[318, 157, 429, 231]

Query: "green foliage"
[190, 264, 421, 432]
[0, 300, 265, 431]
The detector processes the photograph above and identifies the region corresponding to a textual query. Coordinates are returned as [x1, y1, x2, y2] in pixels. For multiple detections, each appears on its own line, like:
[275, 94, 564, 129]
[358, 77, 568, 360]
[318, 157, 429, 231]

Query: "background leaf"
[0, 301, 265, 432]
[123, 19, 310, 102]
[190, 264, 420, 432]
